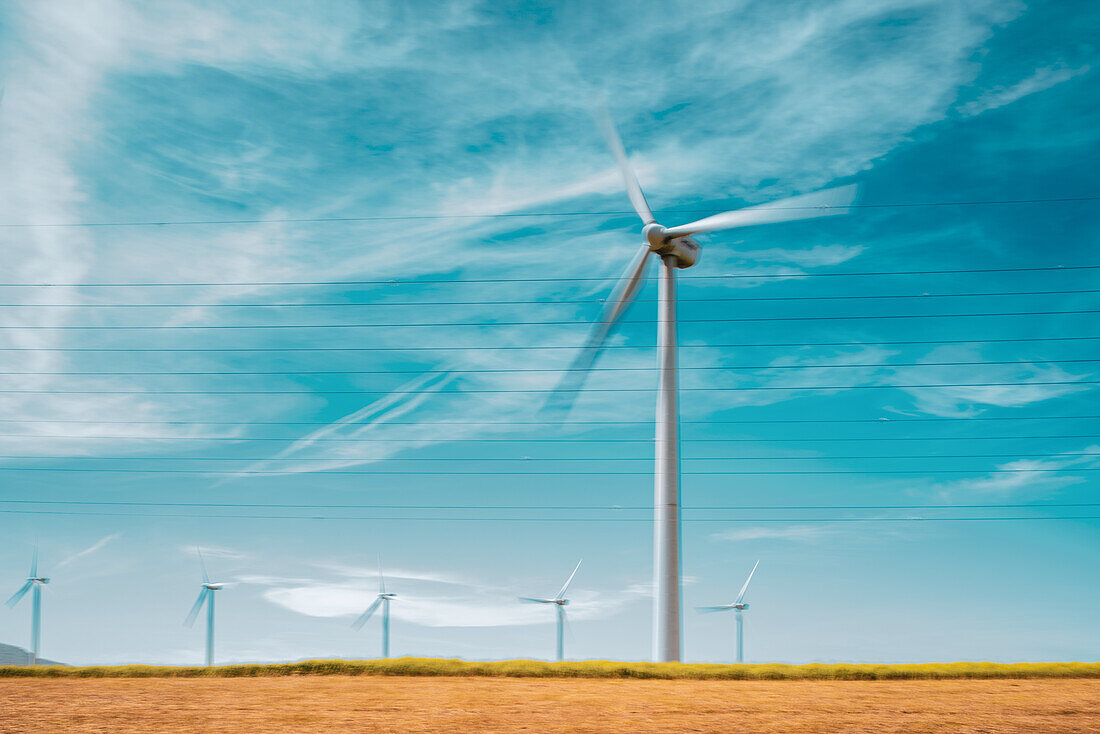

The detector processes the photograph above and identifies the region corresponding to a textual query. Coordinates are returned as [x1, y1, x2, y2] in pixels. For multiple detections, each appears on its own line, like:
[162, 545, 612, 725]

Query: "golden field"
[1, 675, 1098, 733]
[2, 657, 1098, 679]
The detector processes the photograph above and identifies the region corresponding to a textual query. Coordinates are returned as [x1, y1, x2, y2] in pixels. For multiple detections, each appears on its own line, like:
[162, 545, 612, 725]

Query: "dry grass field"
[1, 676, 1098, 733]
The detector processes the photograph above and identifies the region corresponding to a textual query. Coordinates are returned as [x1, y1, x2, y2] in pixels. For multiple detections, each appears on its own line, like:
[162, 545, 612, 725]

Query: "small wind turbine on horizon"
[352, 559, 397, 658]
[5, 546, 49, 665]
[184, 550, 224, 667]
[697, 560, 760, 664]
[519, 559, 582, 662]
[549, 110, 857, 662]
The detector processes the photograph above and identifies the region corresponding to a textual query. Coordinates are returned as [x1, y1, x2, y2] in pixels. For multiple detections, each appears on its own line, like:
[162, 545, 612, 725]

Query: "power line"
[2, 264, 1098, 286]
[7, 307, 1099, 329]
[2, 500, 1093, 510]
[1, 467, 1096, 475]
[0, 414, 1096, 426]
[4, 358, 1097, 376]
[2, 434, 1092, 442]
[0, 380, 1092, 394]
[0, 195, 1096, 228]
[0, 508, 1095, 521]
[4, 335, 1099, 351]
[5, 288, 1099, 307]
[1, 452, 1094, 461]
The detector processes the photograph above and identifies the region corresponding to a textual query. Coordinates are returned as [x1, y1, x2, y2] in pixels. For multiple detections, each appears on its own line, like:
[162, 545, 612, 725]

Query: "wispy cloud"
[711, 524, 833, 543]
[58, 533, 121, 567]
[959, 64, 1091, 117]
[933, 445, 1100, 498]
[885, 345, 1091, 418]
[244, 565, 641, 627]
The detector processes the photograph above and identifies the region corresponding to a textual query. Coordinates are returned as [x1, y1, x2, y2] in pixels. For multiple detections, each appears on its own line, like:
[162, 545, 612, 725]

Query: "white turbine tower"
[5, 546, 49, 665]
[552, 113, 857, 662]
[519, 559, 582, 662]
[352, 559, 397, 658]
[184, 550, 224, 667]
[697, 560, 760, 664]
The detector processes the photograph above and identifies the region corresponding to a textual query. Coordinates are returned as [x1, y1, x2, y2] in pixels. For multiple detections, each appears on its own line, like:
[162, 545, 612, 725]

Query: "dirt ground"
[1, 676, 1097, 733]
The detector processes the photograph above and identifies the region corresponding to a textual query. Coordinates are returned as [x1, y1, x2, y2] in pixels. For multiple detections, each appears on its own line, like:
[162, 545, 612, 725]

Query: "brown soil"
[1, 676, 1097, 733]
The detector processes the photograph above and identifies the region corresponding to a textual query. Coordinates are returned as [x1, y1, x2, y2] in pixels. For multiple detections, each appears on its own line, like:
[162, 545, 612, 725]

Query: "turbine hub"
[643, 222, 668, 249]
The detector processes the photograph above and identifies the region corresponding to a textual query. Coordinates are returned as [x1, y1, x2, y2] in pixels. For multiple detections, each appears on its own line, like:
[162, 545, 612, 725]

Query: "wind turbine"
[519, 559, 582, 662]
[551, 113, 856, 662]
[697, 560, 760, 664]
[351, 559, 397, 658]
[5, 546, 49, 665]
[184, 550, 224, 667]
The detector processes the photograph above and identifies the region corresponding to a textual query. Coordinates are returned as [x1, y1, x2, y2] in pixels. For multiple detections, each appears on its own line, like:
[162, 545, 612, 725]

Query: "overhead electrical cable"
[5, 335, 1100, 351]
[0, 194, 1096, 228]
[1, 264, 1099, 287]
[4, 287, 1099, 306]
[0, 380, 1092, 394]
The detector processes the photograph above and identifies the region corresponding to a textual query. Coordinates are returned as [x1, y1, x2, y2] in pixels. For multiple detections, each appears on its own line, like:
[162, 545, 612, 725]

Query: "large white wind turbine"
[519, 559, 582, 662]
[184, 550, 224, 667]
[352, 559, 397, 658]
[552, 114, 857, 662]
[697, 560, 760, 664]
[5, 546, 50, 665]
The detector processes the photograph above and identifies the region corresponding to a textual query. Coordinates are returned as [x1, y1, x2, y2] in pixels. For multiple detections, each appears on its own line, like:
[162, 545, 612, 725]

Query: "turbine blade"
[5, 581, 33, 608]
[378, 555, 385, 595]
[735, 560, 760, 604]
[197, 548, 209, 584]
[562, 607, 576, 645]
[518, 597, 554, 604]
[543, 244, 651, 414]
[184, 588, 208, 627]
[696, 605, 734, 614]
[555, 559, 582, 600]
[351, 597, 383, 630]
[662, 184, 858, 239]
[598, 110, 654, 224]
[30, 545, 38, 578]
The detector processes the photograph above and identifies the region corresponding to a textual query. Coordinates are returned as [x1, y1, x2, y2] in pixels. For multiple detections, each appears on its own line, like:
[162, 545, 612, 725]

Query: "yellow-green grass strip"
[1, 659, 1098, 679]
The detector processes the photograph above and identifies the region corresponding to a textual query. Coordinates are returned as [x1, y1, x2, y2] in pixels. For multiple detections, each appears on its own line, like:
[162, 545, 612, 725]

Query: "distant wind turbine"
[549, 110, 857, 662]
[697, 560, 760, 664]
[519, 559, 582, 662]
[352, 558, 397, 658]
[5, 546, 49, 665]
[184, 550, 224, 667]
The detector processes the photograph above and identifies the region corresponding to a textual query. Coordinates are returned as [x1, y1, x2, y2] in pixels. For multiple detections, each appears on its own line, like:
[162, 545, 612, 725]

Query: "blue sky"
[0, 0, 1098, 665]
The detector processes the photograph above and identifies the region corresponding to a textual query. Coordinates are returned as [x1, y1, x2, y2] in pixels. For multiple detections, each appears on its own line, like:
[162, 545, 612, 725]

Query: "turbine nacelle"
[202, 583, 224, 590]
[29, 577, 49, 585]
[643, 223, 700, 268]
[379, 593, 397, 601]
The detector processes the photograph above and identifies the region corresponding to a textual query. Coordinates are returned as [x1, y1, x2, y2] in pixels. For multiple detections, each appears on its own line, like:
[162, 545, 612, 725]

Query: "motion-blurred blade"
[30, 545, 38, 578]
[518, 596, 555, 604]
[378, 556, 385, 595]
[735, 560, 760, 604]
[598, 110, 655, 225]
[555, 559, 582, 601]
[352, 597, 383, 630]
[5, 580, 32, 608]
[562, 607, 576, 645]
[695, 605, 734, 614]
[543, 243, 651, 414]
[198, 548, 209, 584]
[184, 588, 208, 627]
[662, 184, 858, 239]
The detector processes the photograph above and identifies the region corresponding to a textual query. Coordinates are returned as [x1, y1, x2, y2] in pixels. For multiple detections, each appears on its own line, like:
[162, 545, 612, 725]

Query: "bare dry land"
[2, 676, 1098, 733]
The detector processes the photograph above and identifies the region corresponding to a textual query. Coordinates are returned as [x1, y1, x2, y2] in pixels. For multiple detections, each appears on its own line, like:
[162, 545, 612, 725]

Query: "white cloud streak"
[58, 533, 121, 567]
[959, 64, 1091, 117]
